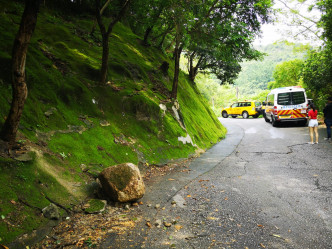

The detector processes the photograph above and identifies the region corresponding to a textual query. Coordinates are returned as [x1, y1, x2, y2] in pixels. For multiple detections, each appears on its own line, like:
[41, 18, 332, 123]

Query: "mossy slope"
[0, 1, 226, 244]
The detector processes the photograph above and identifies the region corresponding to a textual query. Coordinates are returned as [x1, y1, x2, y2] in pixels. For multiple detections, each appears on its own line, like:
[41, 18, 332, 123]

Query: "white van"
[264, 86, 308, 127]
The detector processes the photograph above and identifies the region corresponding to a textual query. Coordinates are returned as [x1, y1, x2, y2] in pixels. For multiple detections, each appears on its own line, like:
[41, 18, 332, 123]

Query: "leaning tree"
[0, 0, 40, 146]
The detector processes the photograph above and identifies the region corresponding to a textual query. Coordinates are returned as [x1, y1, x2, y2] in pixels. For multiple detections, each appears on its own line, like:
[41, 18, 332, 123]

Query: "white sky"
[254, 24, 285, 45]
[254, 0, 323, 46]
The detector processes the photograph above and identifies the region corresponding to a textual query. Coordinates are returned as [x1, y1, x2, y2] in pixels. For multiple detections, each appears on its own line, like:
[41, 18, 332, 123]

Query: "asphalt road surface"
[101, 118, 332, 249]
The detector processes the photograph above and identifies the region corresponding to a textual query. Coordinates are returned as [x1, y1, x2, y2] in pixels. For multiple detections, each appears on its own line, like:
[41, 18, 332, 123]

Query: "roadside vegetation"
[196, 0, 331, 117]
[197, 43, 308, 116]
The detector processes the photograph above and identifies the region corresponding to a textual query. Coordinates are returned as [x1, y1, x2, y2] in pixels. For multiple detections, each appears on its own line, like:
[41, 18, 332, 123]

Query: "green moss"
[0, 157, 72, 244]
[108, 166, 134, 191]
[84, 199, 106, 214]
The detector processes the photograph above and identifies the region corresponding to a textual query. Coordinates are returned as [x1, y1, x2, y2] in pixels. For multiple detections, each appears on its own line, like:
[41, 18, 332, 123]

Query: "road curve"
[101, 118, 332, 249]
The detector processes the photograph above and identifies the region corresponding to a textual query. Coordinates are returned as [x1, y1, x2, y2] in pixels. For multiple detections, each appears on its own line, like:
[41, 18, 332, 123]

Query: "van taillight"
[274, 106, 278, 115]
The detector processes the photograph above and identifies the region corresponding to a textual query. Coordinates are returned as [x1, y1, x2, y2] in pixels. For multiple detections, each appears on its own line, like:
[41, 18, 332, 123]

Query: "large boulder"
[98, 163, 145, 202]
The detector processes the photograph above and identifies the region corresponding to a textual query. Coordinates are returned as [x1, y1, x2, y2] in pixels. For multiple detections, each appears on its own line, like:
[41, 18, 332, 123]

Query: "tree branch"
[277, 0, 319, 25]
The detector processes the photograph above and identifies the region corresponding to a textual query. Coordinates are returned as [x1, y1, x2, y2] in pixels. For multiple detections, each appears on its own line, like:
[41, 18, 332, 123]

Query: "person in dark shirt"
[323, 96, 332, 141]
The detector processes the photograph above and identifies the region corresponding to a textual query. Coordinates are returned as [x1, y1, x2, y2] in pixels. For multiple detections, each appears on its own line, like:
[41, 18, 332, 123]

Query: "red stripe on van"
[277, 109, 307, 119]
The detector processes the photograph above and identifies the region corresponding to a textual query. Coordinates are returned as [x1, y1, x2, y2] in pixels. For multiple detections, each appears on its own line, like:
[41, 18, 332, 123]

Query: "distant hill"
[235, 43, 307, 95]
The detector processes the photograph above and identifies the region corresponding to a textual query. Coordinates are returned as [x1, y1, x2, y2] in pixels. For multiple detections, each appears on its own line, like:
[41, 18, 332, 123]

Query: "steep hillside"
[0, 1, 225, 244]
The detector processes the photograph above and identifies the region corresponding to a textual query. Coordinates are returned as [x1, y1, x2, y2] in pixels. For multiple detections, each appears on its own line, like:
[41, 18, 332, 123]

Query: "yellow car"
[221, 101, 262, 119]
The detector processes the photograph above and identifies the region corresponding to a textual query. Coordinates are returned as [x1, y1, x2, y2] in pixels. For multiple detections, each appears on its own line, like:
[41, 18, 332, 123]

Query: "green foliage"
[183, 0, 272, 83]
[300, 0, 332, 110]
[269, 59, 304, 89]
[317, 0, 332, 41]
[196, 74, 239, 116]
[302, 45, 332, 110]
[252, 90, 271, 102]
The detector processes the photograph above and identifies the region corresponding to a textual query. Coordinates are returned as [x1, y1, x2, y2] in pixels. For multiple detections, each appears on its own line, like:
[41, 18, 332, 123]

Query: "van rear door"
[277, 91, 307, 119]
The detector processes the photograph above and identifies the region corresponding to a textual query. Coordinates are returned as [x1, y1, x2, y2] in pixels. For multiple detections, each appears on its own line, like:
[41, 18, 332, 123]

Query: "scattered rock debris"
[31, 157, 194, 248]
[32, 206, 138, 249]
[143, 157, 194, 181]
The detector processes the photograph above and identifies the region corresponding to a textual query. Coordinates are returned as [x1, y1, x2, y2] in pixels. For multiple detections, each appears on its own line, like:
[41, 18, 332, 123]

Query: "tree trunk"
[143, 26, 153, 46]
[171, 44, 183, 99]
[0, 0, 39, 145]
[188, 53, 204, 82]
[95, 0, 131, 84]
[188, 51, 196, 82]
[100, 33, 110, 84]
[90, 0, 111, 36]
[189, 65, 199, 82]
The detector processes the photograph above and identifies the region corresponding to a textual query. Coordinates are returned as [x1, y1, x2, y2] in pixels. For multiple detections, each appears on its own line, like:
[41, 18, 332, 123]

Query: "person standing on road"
[323, 97, 332, 142]
[308, 103, 319, 144]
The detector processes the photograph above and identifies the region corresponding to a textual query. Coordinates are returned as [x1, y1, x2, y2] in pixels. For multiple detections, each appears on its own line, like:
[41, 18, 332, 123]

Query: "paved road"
[102, 118, 332, 249]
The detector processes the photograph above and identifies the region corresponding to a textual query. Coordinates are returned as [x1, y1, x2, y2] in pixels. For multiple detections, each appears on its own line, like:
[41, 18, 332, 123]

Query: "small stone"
[124, 204, 130, 210]
[100, 120, 110, 127]
[44, 107, 57, 118]
[155, 204, 160, 209]
[155, 219, 162, 228]
[147, 204, 152, 207]
[42, 203, 60, 220]
[132, 202, 139, 207]
[164, 222, 172, 227]
[84, 199, 107, 214]
[83, 119, 94, 128]
[80, 164, 88, 172]
[83, 203, 90, 209]
[14, 153, 33, 162]
[171, 201, 177, 205]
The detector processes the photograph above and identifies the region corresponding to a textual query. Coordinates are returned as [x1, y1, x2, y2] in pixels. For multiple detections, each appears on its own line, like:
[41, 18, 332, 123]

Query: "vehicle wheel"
[222, 111, 228, 118]
[272, 116, 278, 127]
[242, 111, 249, 119]
[263, 112, 270, 122]
[231, 115, 237, 118]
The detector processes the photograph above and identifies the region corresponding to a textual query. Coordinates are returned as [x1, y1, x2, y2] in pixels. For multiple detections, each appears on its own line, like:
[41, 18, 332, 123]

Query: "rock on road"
[101, 118, 332, 249]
